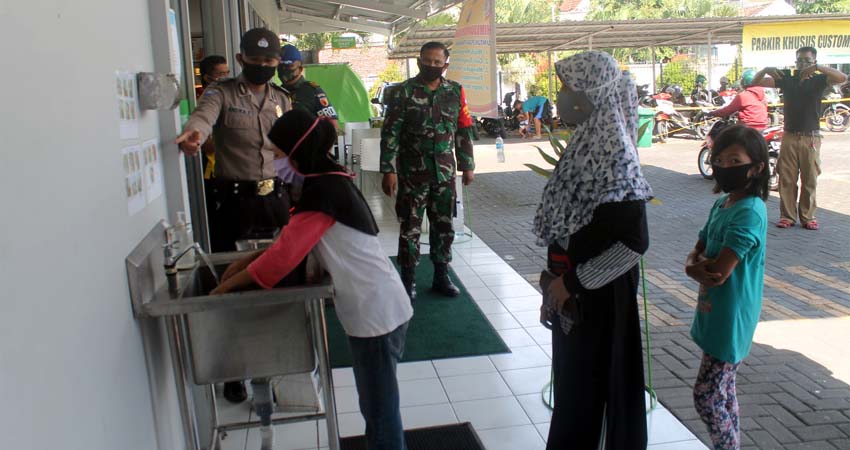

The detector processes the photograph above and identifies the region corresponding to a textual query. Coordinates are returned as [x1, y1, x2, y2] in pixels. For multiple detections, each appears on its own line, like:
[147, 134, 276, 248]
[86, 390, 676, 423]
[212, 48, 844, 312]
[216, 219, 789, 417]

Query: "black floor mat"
[340, 422, 486, 450]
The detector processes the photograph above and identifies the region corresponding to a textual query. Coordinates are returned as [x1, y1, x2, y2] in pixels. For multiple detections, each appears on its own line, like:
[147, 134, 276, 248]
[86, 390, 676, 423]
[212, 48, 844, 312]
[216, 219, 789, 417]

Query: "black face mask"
[278, 67, 301, 83]
[712, 163, 753, 193]
[417, 62, 445, 82]
[242, 63, 276, 85]
[556, 89, 595, 126]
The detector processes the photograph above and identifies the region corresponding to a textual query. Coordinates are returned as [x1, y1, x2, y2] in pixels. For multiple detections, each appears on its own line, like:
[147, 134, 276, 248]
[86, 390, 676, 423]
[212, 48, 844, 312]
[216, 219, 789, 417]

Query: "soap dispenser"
[174, 211, 196, 270]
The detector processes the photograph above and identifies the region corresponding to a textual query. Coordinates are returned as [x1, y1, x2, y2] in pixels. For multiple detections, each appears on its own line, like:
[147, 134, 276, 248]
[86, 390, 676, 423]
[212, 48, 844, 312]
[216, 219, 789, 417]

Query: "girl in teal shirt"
[685, 125, 769, 450]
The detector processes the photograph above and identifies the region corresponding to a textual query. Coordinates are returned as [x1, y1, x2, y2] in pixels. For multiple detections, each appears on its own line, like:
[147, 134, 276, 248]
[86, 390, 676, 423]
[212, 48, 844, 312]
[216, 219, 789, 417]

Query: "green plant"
[524, 122, 651, 177]
[657, 61, 698, 93]
[524, 127, 574, 177]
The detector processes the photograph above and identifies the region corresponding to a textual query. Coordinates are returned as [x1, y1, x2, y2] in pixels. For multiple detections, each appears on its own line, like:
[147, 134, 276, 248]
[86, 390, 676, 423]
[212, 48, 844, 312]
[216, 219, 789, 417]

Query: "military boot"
[401, 266, 417, 302]
[432, 263, 460, 297]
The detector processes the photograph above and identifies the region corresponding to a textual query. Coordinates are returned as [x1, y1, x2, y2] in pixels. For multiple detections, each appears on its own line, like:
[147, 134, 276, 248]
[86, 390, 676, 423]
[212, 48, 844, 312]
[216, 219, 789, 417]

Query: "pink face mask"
[273, 156, 303, 184]
[286, 117, 354, 179]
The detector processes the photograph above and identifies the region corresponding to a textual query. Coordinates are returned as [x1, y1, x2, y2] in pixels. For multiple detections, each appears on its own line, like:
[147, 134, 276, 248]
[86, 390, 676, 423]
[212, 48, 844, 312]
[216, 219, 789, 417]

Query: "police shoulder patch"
[271, 84, 290, 94]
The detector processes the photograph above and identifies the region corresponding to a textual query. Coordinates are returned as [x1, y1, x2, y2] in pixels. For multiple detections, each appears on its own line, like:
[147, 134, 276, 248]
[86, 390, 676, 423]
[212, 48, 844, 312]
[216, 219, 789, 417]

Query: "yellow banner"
[448, 0, 499, 118]
[742, 20, 850, 67]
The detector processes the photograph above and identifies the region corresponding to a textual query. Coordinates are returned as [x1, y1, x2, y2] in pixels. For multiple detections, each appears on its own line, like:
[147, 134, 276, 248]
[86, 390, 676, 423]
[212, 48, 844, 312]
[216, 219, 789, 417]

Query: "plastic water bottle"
[495, 136, 505, 163]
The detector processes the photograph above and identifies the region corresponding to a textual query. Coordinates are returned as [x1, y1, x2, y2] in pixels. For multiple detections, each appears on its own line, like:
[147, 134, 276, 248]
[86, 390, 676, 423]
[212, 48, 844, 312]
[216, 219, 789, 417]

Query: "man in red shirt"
[705, 70, 768, 130]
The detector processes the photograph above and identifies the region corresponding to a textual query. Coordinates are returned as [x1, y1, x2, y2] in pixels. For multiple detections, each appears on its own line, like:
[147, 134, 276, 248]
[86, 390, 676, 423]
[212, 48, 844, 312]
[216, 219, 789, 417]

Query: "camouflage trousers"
[395, 177, 456, 268]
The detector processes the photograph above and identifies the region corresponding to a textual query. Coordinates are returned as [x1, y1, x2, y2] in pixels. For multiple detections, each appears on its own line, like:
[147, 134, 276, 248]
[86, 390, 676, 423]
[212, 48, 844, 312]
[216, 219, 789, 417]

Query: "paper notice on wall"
[448, 0, 499, 118]
[115, 71, 140, 139]
[122, 145, 146, 215]
[142, 139, 164, 203]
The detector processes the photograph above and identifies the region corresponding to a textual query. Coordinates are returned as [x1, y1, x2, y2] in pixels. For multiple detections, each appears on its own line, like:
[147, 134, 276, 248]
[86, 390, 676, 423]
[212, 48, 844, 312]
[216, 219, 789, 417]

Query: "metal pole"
[166, 316, 201, 450]
[707, 32, 714, 90]
[311, 298, 341, 450]
[588, 36, 593, 51]
[547, 50, 553, 100]
[650, 46, 657, 94]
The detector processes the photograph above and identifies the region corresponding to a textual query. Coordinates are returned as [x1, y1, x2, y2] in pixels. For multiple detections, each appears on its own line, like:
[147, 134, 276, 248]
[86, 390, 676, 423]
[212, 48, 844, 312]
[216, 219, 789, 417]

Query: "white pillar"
[650, 46, 657, 94]
[707, 32, 714, 89]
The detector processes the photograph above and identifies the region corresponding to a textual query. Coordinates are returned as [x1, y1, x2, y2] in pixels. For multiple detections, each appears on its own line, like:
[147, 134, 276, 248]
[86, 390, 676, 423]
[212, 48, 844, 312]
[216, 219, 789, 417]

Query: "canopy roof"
[389, 13, 850, 59]
[278, 0, 462, 36]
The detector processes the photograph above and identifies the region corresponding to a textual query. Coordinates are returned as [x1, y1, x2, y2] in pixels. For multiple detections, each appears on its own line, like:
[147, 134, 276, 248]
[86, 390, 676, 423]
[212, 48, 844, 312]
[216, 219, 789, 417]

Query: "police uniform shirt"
[184, 74, 291, 181]
[288, 77, 338, 120]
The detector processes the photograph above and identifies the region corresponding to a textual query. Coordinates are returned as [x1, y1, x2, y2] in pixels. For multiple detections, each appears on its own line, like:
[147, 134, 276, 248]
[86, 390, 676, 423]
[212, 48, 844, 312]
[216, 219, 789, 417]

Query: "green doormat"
[340, 422, 485, 450]
[325, 259, 510, 368]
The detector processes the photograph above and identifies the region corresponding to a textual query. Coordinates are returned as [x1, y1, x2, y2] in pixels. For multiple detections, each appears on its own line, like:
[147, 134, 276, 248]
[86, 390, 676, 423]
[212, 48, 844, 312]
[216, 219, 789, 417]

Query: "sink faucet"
[163, 240, 201, 274]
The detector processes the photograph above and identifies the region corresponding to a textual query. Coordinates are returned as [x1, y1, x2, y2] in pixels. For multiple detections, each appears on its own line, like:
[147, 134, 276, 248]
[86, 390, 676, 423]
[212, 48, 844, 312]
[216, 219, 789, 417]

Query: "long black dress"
[546, 200, 649, 450]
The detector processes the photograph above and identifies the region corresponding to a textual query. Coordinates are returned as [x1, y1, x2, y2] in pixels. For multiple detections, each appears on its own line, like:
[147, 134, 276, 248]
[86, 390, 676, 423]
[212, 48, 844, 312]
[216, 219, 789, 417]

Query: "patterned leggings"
[693, 352, 741, 450]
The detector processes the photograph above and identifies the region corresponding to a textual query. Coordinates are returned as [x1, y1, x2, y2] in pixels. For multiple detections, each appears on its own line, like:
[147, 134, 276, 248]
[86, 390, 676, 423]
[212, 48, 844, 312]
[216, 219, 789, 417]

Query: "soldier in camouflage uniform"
[380, 41, 476, 301]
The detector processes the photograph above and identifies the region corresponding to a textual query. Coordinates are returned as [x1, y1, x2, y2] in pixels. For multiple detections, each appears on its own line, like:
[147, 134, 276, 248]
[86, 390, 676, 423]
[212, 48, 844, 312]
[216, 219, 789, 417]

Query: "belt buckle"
[257, 179, 274, 196]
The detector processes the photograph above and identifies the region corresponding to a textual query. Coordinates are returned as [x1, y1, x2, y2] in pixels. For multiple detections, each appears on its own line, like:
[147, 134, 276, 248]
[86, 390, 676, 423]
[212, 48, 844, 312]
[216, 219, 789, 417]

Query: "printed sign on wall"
[743, 20, 850, 68]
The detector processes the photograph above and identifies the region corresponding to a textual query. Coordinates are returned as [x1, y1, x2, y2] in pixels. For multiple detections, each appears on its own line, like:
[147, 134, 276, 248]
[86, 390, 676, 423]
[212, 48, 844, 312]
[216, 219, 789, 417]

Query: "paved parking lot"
[465, 131, 850, 449]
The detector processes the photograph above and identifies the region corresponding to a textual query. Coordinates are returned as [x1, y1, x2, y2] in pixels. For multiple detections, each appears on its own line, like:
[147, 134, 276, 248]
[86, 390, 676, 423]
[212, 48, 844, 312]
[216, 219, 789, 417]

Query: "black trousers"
[547, 266, 647, 450]
[208, 183, 290, 253]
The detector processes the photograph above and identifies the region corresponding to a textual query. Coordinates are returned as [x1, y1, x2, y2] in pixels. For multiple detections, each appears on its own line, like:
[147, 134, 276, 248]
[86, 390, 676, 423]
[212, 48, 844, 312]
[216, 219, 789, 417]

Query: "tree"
[587, 0, 739, 63]
[294, 33, 334, 52]
[496, 0, 558, 23]
[656, 60, 699, 93]
[793, 0, 850, 14]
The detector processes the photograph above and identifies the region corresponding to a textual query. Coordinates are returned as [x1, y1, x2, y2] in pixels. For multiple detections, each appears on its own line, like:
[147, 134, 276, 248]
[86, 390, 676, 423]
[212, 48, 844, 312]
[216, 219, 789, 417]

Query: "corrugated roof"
[279, 0, 463, 36]
[389, 13, 850, 58]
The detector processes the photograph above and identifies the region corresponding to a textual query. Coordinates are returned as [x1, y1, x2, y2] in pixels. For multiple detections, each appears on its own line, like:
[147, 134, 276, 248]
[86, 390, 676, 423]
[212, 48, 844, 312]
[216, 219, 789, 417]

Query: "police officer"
[176, 28, 291, 256]
[380, 41, 475, 301]
[277, 44, 339, 128]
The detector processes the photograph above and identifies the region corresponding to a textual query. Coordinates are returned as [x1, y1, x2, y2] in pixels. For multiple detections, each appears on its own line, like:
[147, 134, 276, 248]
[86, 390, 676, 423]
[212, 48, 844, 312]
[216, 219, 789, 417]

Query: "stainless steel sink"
[138, 251, 333, 385]
[127, 221, 341, 450]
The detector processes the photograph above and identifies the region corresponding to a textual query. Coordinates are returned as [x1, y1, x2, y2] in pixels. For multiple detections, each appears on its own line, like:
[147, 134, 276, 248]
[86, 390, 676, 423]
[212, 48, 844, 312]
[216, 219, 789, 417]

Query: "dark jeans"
[348, 322, 409, 450]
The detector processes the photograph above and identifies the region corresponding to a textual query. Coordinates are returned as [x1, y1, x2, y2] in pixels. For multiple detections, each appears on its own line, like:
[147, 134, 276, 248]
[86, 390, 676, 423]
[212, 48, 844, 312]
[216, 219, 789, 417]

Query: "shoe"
[401, 266, 417, 302]
[803, 220, 819, 230]
[776, 219, 794, 229]
[432, 263, 460, 297]
[223, 381, 247, 404]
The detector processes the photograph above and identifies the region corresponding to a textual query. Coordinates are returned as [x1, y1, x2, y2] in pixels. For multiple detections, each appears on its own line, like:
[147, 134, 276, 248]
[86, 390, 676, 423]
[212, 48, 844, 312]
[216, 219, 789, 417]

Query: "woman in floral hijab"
[536, 51, 652, 450]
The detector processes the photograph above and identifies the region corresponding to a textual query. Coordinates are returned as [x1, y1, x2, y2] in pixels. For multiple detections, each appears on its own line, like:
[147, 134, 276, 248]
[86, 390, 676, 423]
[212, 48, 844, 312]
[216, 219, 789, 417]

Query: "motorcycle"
[822, 83, 850, 132]
[697, 119, 781, 191]
[653, 98, 711, 142]
[478, 92, 524, 138]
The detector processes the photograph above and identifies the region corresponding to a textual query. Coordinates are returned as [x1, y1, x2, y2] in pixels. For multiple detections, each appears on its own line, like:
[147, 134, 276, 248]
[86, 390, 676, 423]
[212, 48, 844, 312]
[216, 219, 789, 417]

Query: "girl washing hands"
[212, 109, 413, 450]
[685, 125, 769, 450]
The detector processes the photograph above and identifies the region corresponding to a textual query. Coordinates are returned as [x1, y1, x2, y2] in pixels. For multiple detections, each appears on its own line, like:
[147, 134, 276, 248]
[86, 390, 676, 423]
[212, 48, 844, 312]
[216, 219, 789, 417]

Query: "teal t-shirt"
[522, 96, 548, 113]
[690, 194, 767, 363]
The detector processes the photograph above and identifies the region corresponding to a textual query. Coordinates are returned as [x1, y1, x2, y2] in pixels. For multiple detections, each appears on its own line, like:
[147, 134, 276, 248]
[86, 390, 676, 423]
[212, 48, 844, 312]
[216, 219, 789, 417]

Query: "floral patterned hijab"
[532, 51, 653, 246]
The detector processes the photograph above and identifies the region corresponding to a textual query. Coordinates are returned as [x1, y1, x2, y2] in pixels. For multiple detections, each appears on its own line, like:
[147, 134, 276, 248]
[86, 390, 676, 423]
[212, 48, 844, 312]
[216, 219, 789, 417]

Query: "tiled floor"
[217, 174, 707, 450]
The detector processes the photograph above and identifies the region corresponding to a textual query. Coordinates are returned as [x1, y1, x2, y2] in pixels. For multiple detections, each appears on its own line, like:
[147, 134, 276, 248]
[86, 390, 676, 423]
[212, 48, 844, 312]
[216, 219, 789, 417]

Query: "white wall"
[0, 1, 188, 449]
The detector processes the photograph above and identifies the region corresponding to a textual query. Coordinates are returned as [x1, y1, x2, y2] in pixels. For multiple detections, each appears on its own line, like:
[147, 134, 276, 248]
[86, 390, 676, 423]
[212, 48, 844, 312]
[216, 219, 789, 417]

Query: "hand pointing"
[175, 129, 202, 155]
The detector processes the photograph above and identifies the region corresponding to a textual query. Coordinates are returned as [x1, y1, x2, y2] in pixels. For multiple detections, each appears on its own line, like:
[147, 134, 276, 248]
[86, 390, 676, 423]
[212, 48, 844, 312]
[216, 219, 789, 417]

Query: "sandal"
[803, 220, 819, 230]
[776, 219, 794, 229]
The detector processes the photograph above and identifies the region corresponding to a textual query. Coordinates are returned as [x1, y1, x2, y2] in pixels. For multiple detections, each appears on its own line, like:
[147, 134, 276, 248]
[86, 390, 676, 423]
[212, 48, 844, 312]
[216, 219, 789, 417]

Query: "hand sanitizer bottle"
[175, 211, 196, 270]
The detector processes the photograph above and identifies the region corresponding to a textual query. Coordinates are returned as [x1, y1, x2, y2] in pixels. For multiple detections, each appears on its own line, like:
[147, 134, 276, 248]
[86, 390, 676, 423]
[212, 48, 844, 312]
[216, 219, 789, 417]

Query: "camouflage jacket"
[380, 76, 475, 184]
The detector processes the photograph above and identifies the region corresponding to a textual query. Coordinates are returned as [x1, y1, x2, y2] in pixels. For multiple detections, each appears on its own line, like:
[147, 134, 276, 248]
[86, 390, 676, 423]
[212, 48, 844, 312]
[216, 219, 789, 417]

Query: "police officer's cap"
[280, 45, 302, 65]
[240, 28, 281, 60]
